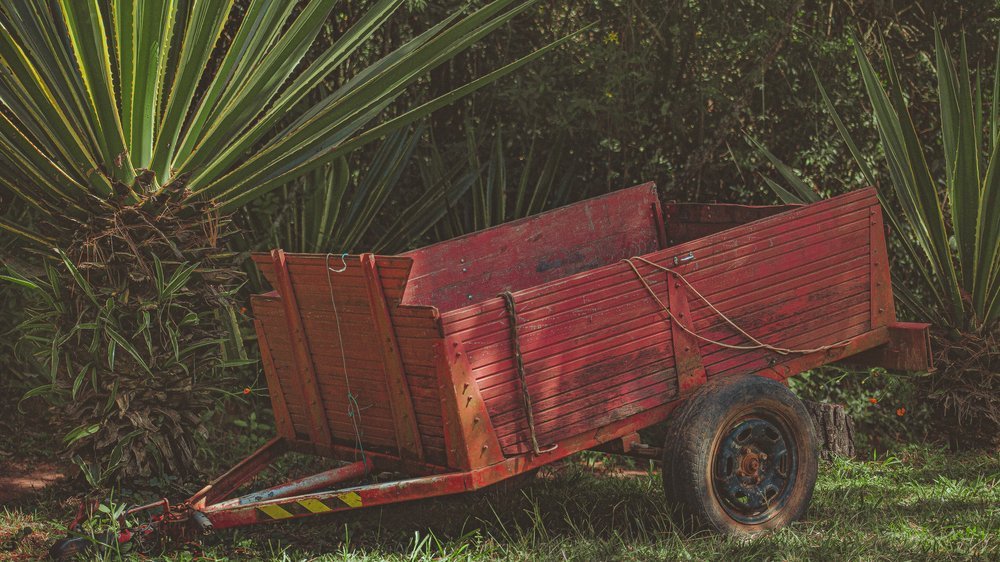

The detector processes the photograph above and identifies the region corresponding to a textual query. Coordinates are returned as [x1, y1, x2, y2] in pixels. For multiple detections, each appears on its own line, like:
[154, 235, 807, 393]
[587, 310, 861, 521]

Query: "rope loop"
[325, 253, 369, 472]
[622, 256, 850, 356]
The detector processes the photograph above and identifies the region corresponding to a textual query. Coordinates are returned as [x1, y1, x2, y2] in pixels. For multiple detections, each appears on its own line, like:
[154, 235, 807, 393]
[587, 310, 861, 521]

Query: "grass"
[1, 446, 997, 561]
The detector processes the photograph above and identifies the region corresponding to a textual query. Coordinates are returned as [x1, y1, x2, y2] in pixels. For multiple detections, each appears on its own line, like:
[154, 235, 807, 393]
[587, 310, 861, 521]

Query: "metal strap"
[499, 291, 557, 455]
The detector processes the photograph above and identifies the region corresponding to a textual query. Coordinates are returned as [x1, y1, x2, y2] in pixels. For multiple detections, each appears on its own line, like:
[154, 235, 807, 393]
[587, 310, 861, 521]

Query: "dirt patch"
[0, 461, 65, 504]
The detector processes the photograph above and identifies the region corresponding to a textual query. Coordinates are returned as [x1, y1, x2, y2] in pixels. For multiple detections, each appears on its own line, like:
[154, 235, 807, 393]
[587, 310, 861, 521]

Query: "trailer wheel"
[661, 375, 818, 534]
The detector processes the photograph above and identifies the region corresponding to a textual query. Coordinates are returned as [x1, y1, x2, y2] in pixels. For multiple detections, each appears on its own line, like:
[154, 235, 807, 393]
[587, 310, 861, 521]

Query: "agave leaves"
[421, 123, 574, 240]
[245, 126, 438, 255]
[0, 0, 580, 224]
[755, 29, 1000, 334]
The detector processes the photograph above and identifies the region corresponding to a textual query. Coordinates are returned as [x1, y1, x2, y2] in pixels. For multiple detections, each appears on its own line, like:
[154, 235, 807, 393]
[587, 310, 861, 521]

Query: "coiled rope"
[622, 256, 850, 356]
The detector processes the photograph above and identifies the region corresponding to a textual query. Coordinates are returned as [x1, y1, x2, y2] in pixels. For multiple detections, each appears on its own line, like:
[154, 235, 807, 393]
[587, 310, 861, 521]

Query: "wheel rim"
[711, 413, 797, 525]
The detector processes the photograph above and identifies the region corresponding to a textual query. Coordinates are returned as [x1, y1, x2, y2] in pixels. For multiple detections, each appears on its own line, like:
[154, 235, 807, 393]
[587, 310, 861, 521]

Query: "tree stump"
[804, 401, 856, 460]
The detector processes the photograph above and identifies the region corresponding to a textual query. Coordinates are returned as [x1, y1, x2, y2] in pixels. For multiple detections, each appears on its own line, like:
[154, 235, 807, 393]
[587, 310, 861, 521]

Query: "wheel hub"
[713, 416, 796, 524]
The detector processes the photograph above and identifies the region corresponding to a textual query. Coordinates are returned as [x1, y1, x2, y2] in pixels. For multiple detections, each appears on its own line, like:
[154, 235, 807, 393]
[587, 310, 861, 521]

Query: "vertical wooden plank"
[869, 205, 896, 329]
[652, 202, 668, 250]
[361, 253, 425, 462]
[255, 319, 295, 440]
[667, 271, 708, 393]
[270, 249, 333, 448]
[436, 338, 505, 470]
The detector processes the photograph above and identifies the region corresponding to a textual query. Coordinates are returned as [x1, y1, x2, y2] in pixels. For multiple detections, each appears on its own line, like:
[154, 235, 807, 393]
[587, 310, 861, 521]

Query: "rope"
[325, 253, 369, 473]
[622, 256, 850, 356]
[500, 290, 557, 455]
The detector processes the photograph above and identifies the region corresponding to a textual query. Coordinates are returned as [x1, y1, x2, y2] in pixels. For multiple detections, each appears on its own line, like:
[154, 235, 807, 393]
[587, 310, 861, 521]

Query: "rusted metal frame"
[869, 205, 897, 329]
[590, 431, 662, 459]
[436, 336, 504, 470]
[360, 253, 425, 462]
[197, 400, 687, 531]
[208, 458, 373, 510]
[283, 438, 447, 475]
[188, 437, 287, 509]
[254, 319, 295, 440]
[666, 270, 707, 394]
[270, 249, 333, 448]
[754, 327, 890, 382]
[199, 470, 478, 530]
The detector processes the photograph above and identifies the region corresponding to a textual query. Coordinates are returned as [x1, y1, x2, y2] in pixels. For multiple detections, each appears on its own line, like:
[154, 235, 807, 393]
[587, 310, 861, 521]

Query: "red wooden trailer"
[53, 183, 932, 556]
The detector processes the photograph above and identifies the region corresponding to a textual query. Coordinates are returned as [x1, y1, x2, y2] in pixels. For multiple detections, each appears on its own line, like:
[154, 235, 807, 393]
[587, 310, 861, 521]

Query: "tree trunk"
[804, 401, 856, 460]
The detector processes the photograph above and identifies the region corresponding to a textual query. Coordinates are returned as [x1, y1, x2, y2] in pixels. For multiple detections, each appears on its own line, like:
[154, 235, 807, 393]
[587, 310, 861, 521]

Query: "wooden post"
[361, 253, 425, 462]
[270, 249, 333, 449]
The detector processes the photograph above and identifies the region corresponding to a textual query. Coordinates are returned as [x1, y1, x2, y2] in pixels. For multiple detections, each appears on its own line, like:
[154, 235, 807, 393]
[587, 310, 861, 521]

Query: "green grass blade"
[176, 0, 410, 180]
[0, 17, 112, 197]
[855, 36, 965, 327]
[172, 0, 334, 171]
[170, 0, 295, 167]
[122, 0, 176, 166]
[194, 0, 531, 202]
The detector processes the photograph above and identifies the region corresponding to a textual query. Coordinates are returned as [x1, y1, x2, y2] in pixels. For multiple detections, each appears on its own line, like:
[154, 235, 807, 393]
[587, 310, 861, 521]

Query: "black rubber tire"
[48, 536, 91, 560]
[661, 375, 819, 534]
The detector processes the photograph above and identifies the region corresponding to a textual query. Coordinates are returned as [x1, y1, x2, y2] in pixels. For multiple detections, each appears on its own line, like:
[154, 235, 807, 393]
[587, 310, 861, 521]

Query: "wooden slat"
[402, 182, 663, 312]
[667, 269, 706, 394]
[270, 250, 333, 448]
[361, 253, 425, 462]
[255, 319, 294, 440]
[440, 200, 872, 328]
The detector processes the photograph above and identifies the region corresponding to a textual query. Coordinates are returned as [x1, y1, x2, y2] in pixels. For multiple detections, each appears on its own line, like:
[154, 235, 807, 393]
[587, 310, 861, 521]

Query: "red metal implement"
[103, 183, 932, 540]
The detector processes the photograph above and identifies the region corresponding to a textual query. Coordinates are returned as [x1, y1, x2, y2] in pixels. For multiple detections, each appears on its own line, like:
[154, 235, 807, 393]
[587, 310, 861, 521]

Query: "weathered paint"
[209, 184, 935, 535]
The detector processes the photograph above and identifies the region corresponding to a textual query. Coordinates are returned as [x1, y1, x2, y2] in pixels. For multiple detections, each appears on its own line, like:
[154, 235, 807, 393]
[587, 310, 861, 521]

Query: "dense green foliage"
[1, 0, 998, 492]
[758, 28, 1000, 446]
[0, 0, 568, 483]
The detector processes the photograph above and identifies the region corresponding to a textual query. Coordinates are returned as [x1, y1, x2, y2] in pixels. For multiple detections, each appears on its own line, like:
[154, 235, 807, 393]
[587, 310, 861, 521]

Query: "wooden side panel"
[400, 182, 663, 313]
[249, 254, 449, 466]
[442, 188, 882, 458]
[442, 261, 680, 456]
[382, 301, 449, 467]
[251, 295, 312, 440]
[653, 188, 879, 381]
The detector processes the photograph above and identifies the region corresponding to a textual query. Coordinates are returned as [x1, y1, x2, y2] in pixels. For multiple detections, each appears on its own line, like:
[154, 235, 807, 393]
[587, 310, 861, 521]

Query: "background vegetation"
[1, 0, 998, 559]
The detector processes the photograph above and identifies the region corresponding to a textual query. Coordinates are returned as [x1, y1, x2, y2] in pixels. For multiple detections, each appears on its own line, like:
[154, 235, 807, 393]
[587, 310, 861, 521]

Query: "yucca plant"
[241, 124, 464, 255]
[754, 29, 1000, 446]
[0, 0, 577, 483]
[416, 122, 574, 241]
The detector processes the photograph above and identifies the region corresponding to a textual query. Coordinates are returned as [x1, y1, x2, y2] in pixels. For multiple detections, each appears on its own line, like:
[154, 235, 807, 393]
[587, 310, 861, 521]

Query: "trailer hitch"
[48, 497, 187, 560]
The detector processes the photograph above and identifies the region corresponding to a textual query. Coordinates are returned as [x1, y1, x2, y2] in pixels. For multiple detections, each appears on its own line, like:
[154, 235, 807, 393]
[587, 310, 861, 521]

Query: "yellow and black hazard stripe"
[256, 492, 363, 520]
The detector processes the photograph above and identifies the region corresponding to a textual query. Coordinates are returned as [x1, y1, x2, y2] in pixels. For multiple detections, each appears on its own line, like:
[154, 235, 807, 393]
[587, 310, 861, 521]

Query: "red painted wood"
[435, 338, 505, 470]
[270, 250, 333, 448]
[667, 270, 707, 394]
[361, 253, 425, 462]
[401, 182, 662, 312]
[447, 188, 884, 455]
[249, 186, 903, 479]
[438, 197, 871, 330]
[255, 319, 295, 440]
